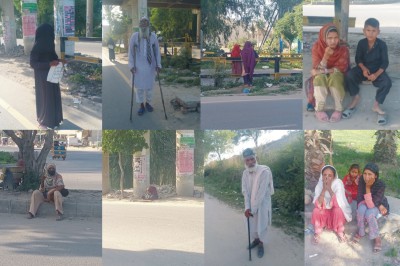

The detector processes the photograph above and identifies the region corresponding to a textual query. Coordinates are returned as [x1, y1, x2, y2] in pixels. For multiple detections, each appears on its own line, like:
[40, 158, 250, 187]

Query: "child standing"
[342, 164, 360, 203]
[342, 18, 392, 125]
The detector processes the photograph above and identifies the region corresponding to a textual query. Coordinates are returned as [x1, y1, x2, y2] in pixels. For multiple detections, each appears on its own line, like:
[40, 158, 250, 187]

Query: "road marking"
[112, 64, 131, 87]
[201, 97, 302, 104]
[0, 97, 36, 128]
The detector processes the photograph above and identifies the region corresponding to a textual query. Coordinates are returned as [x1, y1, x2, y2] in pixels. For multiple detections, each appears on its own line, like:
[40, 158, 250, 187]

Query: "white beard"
[139, 27, 150, 40]
[245, 163, 258, 173]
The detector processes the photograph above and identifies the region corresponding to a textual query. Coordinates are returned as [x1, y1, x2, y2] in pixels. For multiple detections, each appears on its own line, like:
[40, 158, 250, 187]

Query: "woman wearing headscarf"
[230, 44, 242, 75]
[27, 163, 65, 221]
[311, 23, 349, 123]
[352, 163, 389, 253]
[241, 41, 256, 87]
[107, 37, 116, 61]
[30, 23, 64, 129]
[311, 165, 352, 244]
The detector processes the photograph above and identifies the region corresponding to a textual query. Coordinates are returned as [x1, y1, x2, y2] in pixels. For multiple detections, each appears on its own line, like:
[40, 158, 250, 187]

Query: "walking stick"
[152, 44, 168, 120]
[247, 216, 252, 261]
[130, 44, 137, 122]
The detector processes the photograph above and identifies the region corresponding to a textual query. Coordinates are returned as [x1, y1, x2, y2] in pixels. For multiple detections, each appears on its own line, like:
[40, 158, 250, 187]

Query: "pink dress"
[311, 194, 346, 235]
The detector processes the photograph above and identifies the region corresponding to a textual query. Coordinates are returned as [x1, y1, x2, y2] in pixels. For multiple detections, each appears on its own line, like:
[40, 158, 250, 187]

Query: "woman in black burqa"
[30, 23, 64, 129]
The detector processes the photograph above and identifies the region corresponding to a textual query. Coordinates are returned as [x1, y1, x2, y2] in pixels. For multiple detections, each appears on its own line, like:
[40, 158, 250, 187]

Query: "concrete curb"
[0, 189, 102, 218]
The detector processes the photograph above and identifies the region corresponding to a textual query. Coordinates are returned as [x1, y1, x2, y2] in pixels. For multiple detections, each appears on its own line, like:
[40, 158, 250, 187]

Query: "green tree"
[233, 130, 268, 148]
[150, 8, 193, 41]
[150, 130, 176, 185]
[3, 130, 54, 191]
[373, 130, 399, 165]
[204, 130, 235, 161]
[103, 130, 148, 199]
[273, 4, 302, 52]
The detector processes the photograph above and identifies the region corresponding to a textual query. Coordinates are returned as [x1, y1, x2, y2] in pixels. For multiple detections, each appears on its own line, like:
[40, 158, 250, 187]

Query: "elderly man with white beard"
[241, 148, 274, 259]
[128, 17, 162, 116]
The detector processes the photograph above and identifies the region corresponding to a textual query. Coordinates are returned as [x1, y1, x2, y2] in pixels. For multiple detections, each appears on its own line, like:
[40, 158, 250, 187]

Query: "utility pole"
[86, 0, 93, 37]
[176, 130, 195, 197]
[133, 131, 150, 198]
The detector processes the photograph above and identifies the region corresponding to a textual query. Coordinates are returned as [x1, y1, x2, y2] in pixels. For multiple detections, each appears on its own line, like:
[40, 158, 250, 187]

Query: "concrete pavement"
[0, 213, 101, 266]
[0, 190, 102, 218]
[102, 197, 204, 266]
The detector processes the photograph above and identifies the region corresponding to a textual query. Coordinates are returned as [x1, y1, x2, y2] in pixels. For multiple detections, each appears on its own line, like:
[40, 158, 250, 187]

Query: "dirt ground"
[304, 196, 400, 266]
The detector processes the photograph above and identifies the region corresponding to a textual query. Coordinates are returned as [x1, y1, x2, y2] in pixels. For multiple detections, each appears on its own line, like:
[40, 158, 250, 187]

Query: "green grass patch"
[0, 151, 16, 164]
[384, 247, 398, 258]
[331, 130, 400, 198]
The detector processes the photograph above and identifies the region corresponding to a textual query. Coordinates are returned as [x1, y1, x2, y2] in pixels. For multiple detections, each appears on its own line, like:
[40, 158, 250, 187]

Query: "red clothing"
[311, 23, 349, 73]
[342, 174, 359, 202]
[311, 195, 346, 235]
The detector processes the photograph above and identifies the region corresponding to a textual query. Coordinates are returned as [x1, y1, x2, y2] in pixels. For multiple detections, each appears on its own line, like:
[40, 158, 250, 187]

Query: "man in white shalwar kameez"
[128, 17, 162, 116]
[241, 148, 274, 258]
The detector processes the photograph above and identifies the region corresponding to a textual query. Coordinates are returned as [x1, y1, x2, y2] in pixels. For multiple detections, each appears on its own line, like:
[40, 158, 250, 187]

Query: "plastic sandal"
[330, 111, 342, 123]
[342, 108, 355, 119]
[315, 111, 329, 122]
[373, 237, 382, 253]
[351, 233, 363, 244]
[337, 233, 347, 243]
[307, 103, 315, 112]
[377, 114, 387, 126]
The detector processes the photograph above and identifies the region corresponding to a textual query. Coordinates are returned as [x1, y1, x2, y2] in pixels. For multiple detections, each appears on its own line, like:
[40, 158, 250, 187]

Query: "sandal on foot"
[312, 234, 320, 245]
[337, 233, 347, 243]
[145, 103, 154, 112]
[330, 111, 342, 123]
[342, 108, 355, 119]
[56, 212, 64, 221]
[373, 237, 382, 253]
[306, 103, 315, 112]
[27, 212, 34, 219]
[315, 111, 329, 122]
[351, 233, 363, 244]
[377, 114, 387, 126]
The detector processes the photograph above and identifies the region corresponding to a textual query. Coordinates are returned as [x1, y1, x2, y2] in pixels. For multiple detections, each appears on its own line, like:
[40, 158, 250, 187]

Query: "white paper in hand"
[47, 62, 64, 84]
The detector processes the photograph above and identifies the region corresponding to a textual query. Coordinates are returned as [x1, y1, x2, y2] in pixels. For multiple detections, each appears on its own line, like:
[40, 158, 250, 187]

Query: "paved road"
[0, 146, 102, 190]
[103, 198, 204, 266]
[102, 48, 200, 129]
[0, 213, 101, 266]
[0, 75, 101, 130]
[201, 96, 303, 129]
[205, 194, 303, 266]
[304, 3, 400, 32]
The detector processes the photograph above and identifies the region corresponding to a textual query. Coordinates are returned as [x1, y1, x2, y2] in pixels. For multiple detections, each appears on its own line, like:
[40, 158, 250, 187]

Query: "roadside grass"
[331, 130, 400, 198]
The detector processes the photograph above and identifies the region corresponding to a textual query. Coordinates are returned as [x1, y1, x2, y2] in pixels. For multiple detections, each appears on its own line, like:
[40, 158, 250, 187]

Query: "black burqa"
[30, 23, 63, 128]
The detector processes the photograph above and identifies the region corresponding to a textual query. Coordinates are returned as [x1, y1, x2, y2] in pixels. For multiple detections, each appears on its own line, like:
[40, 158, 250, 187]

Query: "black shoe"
[145, 102, 154, 112]
[248, 239, 260, 250]
[257, 244, 264, 258]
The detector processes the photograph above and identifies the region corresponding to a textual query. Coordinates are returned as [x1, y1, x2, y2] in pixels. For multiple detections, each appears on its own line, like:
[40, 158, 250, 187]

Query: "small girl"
[342, 164, 360, 203]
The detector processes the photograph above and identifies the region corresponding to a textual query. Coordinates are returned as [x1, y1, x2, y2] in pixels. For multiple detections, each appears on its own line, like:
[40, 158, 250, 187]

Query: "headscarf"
[313, 165, 352, 222]
[241, 41, 256, 77]
[31, 23, 58, 61]
[44, 163, 59, 178]
[231, 44, 241, 58]
[357, 163, 389, 213]
[41, 163, 63, 190]
[311, 23, 349, 73]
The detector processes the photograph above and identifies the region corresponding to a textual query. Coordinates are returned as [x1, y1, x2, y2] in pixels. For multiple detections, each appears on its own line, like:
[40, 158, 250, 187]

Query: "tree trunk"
[373, 130, 399, 165]
[1, 0, 18, 54]
[304, 130, 327, 191]
[118, 152, 124, 200]
[102, 151, 111, 195]
[3, 130, 53, 190]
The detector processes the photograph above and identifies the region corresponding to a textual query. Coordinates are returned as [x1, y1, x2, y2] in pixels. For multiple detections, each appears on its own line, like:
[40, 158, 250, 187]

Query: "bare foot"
[372, 106, 385, 115]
